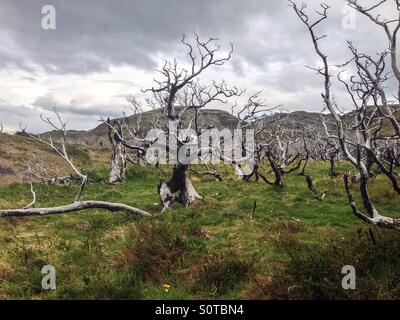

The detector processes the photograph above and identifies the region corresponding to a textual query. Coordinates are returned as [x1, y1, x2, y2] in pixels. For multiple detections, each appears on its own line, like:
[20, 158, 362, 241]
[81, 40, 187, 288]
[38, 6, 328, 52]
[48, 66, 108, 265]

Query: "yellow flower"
[162, 284, 171, 292]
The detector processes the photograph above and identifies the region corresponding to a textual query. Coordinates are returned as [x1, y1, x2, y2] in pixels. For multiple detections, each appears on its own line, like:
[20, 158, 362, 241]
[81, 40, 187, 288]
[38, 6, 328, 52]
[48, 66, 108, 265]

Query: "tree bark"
[0, 200, 151, 218]
[158, 164, 202, 210]
[343, 175, 400, 229]
[305, 175, 326, 200]
[108, 141, 127, 184]
[329, 158, 337, 177]
[267, 157, 283, 187]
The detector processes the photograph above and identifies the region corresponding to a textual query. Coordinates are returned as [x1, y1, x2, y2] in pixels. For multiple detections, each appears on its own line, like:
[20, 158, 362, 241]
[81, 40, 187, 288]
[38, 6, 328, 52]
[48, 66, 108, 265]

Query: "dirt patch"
[0, 166, 15, 175]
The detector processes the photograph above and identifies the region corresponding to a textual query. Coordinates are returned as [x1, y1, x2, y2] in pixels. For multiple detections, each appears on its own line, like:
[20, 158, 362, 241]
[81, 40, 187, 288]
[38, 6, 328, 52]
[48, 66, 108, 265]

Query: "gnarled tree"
[290, 0, 400, 229]
[106, 118, 127, 184]
[143, 34, 242, 210]
[0, 109, 151, 219]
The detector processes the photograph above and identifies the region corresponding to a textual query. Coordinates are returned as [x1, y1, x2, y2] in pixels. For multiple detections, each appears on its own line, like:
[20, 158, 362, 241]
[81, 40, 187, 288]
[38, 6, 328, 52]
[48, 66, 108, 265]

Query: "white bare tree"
[142, 33, 243, 210]
[0, 109, 151, 218]
[290, 0, 400, 229]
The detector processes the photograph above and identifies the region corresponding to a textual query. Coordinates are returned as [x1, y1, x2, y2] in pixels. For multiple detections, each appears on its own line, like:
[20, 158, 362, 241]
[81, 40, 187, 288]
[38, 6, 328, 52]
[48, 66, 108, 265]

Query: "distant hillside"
[21, 107, 354, 148]
[342, 105, 400, 136]
[0, 133, 64, 185]
[3, 106, 399, 185]
[0, 132, 105, 185]
[272, 111, 325, 132]
[41, 108, 241, 147]
[95, 107, 238, 130]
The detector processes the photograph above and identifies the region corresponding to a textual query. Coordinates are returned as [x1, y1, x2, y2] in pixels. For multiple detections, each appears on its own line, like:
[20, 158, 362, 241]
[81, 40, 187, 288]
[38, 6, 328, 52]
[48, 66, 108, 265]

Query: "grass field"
[0, 161, 399, 300]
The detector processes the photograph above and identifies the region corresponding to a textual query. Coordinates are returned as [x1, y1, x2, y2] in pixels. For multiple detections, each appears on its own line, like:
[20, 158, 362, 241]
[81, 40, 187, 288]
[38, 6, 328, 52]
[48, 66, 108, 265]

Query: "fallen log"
[0, 200, 152, 218]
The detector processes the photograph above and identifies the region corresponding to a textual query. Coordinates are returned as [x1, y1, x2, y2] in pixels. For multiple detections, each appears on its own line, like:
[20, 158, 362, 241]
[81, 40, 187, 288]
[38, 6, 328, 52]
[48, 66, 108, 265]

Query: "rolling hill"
[2, 106, 399, 185]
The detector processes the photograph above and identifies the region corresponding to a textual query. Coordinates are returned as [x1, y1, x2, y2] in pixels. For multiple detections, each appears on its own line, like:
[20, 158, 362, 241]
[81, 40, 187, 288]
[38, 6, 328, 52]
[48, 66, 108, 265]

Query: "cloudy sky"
[0, 0, 397, 132]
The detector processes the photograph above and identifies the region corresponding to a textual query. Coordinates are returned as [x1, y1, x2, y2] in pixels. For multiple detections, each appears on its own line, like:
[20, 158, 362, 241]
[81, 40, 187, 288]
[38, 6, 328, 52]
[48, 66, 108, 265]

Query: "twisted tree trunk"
[267, 157, 283, 187]
[108, 140, 127, 184]
[158, 164, 202, 211]
[107, 119, 127, 184]
[329, 158, 336, 177]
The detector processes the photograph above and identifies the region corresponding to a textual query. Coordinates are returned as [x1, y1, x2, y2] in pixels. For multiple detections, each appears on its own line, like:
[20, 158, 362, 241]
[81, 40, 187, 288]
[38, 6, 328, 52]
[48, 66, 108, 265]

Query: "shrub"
[116, 221, 188, 281]
[181, 250, 254, 295]
[264, 228, 400, 299]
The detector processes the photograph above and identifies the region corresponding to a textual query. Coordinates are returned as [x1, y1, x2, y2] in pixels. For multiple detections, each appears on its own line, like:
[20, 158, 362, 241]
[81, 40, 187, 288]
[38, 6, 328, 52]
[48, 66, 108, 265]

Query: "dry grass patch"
[179, 250, 254, 295]
[114, 221, 188, 281]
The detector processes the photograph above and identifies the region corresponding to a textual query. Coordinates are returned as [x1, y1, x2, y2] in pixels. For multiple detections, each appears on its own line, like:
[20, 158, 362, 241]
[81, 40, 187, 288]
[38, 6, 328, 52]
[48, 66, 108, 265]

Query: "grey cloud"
[0, 101, 44, 133]
[33, 92, 123, 118]
[20, 76, 37, 82]
[0, 0, 394, 75]
[0, 102, 34, 119]
[0, 0, 398, 132]
[0, 0, 268, 74]
[0, 101, 108, 133]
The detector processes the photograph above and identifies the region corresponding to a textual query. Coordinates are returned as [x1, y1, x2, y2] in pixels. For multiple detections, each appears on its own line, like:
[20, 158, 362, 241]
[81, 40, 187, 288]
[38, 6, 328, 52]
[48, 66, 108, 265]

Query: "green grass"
[0, 161, 399, 299]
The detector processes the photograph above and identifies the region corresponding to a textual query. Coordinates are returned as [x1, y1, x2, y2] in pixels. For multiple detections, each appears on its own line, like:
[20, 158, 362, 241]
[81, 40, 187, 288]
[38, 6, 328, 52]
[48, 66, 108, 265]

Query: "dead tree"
[294, 129, 329, 200]
[25, 112, 88, 202]
[233, 92, 282, 183]
[189, 107, 225, 181]
[298, 131, 313, 176]
[230, 94, 306, 187]
[0, 201, 151, 218]
[308, 130, 341, 177]
[143, 33, 242, 210]
[305, 174, 327, 201]
[258, 116, 305, 187]
[348, 0, 400, 113]
[0, 109, 151, 219]
[103, 97, 152, 183]
[106, 118, 127, 184]
[190, 162, 223, 181]
[325, 138, 341, 177]
[26, 154, 74, 184]
[290, 0, 400, 229]
[102, 100, 160, 177]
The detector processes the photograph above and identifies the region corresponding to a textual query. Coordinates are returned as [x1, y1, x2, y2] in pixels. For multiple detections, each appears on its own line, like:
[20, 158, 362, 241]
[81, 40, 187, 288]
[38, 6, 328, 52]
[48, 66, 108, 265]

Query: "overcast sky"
[0, 0, 397, 133]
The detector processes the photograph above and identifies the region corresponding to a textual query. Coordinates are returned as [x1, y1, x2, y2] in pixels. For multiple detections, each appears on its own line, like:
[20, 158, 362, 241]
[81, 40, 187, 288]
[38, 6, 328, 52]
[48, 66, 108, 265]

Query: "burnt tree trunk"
[299, 158, 309, 176]
[244, 164, 260, 182]
[305, 174, 326, 200]
[107, 119, 127, 184]
[267, 156, 283, 187]
[158, 164, 202, 210]
[359, 174, 378, 218]
[108, 140, 127, 184]
[329, 158, 337, 177]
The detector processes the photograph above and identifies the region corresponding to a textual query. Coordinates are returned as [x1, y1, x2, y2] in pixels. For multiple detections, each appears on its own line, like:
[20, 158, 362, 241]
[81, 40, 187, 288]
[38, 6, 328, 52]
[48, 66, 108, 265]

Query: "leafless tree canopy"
[143, 34, 243, 210]
[1, 12, 400, 231]
[290, 0, 400, 229]
[0, 109, 151, 218]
